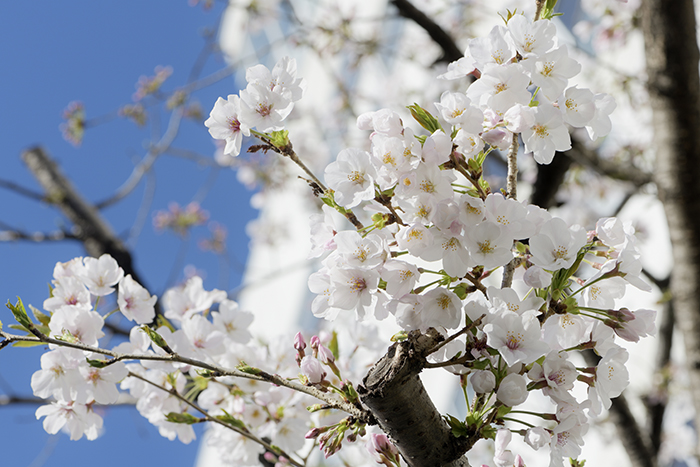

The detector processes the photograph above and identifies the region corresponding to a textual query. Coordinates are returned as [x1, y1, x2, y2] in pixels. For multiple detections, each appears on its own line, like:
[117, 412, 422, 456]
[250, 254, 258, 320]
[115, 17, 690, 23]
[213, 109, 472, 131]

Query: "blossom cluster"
[204, 56, 305, 161]
[302, 13, 654, 467]
[10, 9, 658, 467]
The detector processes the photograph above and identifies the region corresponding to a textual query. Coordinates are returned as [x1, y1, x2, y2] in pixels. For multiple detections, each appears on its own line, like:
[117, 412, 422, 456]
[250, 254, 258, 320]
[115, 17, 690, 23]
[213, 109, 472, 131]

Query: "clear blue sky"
[0, 2, 257, 465]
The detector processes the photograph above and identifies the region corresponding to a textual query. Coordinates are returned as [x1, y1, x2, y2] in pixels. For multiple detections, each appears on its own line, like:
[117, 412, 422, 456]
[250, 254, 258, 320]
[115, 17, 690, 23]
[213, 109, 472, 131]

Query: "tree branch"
[358, 329, 472, 467]
[21, 146, 161, 320]
[390, 0, 463, 64]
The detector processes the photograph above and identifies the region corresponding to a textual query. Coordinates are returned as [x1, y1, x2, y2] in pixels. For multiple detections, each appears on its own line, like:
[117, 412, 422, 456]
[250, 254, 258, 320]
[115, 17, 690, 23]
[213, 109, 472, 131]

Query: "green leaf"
[407, 103, 443, 134]
[390, 330, 408, 342]
[236, 362, 262, 375]
[452, 282, 469, 300]
[496, 405, 512, 419]
[165, 412, 200, 425]
[328, 331, 339, 361]
[216, 409, 248, 430]
[140, 326, 172, 352]
[444, 414, 469, 438]
[269, 130, 290, 150]
[12, 340, 45, 348]
[29, 304, 51, 327]
[6, 298, 33, 330]
[86, 358, 110, 368]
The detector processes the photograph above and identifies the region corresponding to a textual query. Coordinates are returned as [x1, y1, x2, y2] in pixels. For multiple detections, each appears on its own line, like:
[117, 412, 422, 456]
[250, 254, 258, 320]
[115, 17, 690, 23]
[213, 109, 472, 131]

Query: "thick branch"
[642, 0, 700, 455]
[358, 329, 471, 467]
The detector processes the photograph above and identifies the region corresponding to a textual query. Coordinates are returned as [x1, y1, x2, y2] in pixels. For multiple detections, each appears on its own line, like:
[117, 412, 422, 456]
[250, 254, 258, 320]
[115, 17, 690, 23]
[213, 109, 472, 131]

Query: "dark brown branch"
[390, 0, 463, 64]
[358, 329, 471, 467]
[0, 178, 46, 201]
[21, 146, 161, 320]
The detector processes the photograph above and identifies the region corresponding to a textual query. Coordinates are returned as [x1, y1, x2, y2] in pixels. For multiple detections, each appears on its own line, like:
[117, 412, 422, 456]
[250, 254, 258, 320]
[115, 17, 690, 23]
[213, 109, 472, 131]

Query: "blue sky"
[0, 2, 258, 465]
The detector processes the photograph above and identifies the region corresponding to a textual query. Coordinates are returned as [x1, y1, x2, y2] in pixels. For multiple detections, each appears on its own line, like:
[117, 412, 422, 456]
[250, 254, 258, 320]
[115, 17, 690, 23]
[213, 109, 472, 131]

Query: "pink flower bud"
[294, 332, 306, 351]
[300, 355, 326, 384]
[317, 344, 335, 364]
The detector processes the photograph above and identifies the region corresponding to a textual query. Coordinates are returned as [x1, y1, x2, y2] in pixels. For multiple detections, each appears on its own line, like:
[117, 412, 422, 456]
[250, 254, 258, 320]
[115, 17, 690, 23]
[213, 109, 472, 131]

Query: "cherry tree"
[1, 0, 697, 466]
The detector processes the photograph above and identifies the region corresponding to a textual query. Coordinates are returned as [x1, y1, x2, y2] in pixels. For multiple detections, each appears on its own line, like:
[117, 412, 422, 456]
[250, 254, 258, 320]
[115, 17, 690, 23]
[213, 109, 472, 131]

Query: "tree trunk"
[358, 329, 472, 467]
[641, 0, 700, 456]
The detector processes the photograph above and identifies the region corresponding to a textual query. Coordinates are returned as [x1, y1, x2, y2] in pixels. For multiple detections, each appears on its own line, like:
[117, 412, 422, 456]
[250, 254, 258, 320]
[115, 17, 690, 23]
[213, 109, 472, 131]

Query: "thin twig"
[0, 329, 369, 422]
[127, 371, 304, 467]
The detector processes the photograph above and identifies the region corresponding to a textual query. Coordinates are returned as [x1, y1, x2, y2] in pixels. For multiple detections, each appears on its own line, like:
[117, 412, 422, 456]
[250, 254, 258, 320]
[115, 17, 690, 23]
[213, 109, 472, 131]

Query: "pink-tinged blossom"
[525, 426, 551, 450]
[421, 130, 453, 165]
[397, 193, 439, 225]
[381, 260, 419, 297]
[204, 94, 251, 157]
[454, 129, 484, 157]
[488, 286, 544, 316]
[463, 221, 513, 269]
[118, 274, 157, 324]
[438, 53, 478, 80]
[493, 428, 515, 467]
[36, 401, 103, 441]
[521, 104, 572, 165]
[457, 194, 486, 225]
[181, 314, 226, 358]
[529, 218, 587, 270]
[528, 352, 577, 401]
[410, 162, 456, 201]
[503, 104, 536, 133]
[49, 307, 104, 346]
[484, 193, 536, 240]
[421, 287, 462, 330]
[558, 86, 596, 127]
[543, 312, 591, 351]
[471, 370, 496, 393]
[239, 82, 293, 132]
[211, 299, 253, 344]
[324, 148, 377, 208]
[497, 373, 529, 406]
[588, 346, 629, 415]
[75, 359, 129, 405]
[484, 310, 549, 366]
[469, 25, 515, 69]
[434, 92, 483, 132]
[507, 15, 557, 56]
[549, 413, 589, 464]
[43, 276, 91, 313]
[396, 223, 435, 256]
[333, 230, 386, 269]
[586, 93, 616, 139]
[328, 267, 380, 320]
[420, 229, 471, 278]
[245, 56, 304, 102]
[80, 254, 124, 296]
[300, 356, 325, 384]
[467, 63, 532, 114]
[389, 294, 425, 331]
[356, 108, 404, 137]
[31, 349, 82, 401]
[162, 275, 226, 323]
[596, 216, 635, 250]
[308, 269, 338, 320]
[523, 265, 552, 288]
[308, 205, 344, 259]
[609, 308, 657, 342]
[527, 45, 581, 100]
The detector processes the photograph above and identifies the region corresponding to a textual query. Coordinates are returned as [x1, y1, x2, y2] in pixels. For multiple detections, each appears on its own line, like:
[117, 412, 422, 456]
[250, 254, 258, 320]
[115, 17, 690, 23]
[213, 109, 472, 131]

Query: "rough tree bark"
[358, 329, 472, 467]
[641, 0, 700, 456]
